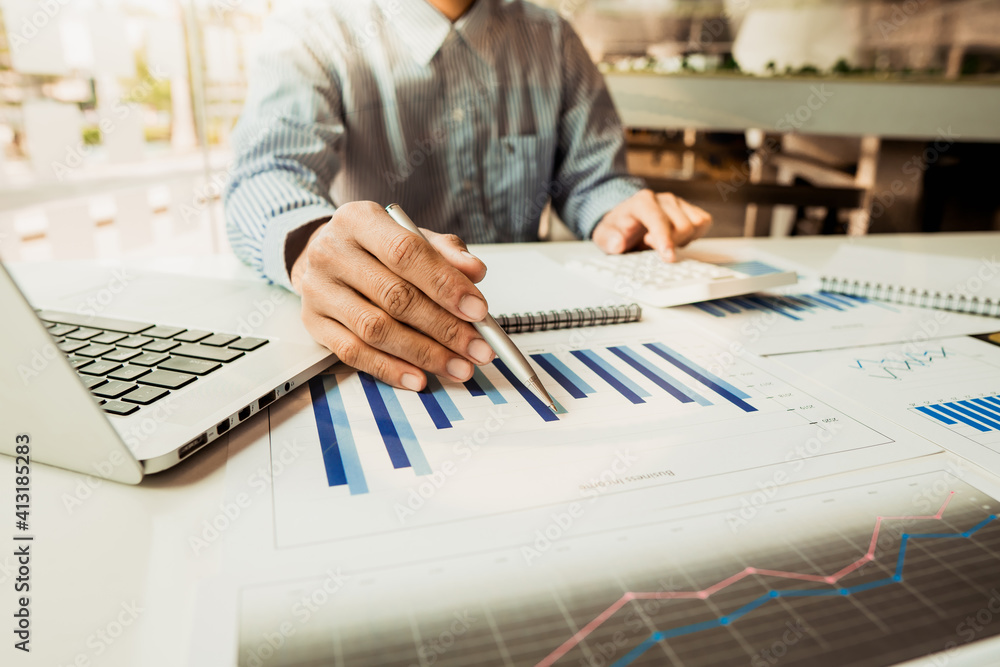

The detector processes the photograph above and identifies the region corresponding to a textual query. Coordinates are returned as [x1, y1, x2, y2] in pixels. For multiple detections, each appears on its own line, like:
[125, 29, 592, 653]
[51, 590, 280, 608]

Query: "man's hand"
[592, 189, 712, 261]
[290, 201, 495, 391]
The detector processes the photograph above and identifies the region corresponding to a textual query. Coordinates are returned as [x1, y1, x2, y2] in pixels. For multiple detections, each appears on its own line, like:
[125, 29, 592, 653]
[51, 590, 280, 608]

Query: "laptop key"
[91, 331, 127, 345]
[173, 343, 244, 363]
[48, 324, 79, 337]
[122, 386, 169, 405]
[81, 376, 108, 390]
[75, 343, 116, 358]
[143, 325, 186, 339]
[93, 380, 138, 399]
[79, 360, 123, 376]
[143, 339, 180, 353]
[102, 400, 139, 416]
[118, 335, 154, 348]
[199, 333, 240, 347]
[138, 369, 197, 389]
[102, 348, 143, 363]
[229, 337, 268, 351]
[158, 357, 221, 376]
[174, 329, 212, 343]
[108, 365, 151, 382]
[130, 352, 171, 366]
[67, 356, 92, 369]
[65, 327, 102, 340]
[57, 340, 88, 353]
[35, 310, 154, 335]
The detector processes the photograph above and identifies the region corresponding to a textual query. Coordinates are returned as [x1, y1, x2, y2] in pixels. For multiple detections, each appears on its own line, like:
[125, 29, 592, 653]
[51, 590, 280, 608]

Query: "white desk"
[2, 231, 999, 667]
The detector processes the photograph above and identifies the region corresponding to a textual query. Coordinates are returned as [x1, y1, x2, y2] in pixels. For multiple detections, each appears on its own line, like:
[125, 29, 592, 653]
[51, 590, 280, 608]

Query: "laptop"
[0, 260, 335, 484]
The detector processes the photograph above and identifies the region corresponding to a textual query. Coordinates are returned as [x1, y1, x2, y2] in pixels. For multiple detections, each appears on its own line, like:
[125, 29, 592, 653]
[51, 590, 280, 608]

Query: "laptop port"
[217, 419, 230, 435]
[238, 405, 252, 422]
[257, 389, 277, 410]
[179, 433, 208, 459]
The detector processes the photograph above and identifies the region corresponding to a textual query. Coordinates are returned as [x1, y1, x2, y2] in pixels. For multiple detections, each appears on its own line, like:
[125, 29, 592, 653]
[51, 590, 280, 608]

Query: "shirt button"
[452, 107, 465, 122]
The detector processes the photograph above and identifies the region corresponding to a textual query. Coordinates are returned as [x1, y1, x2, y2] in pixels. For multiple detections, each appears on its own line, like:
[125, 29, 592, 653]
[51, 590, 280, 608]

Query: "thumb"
[592, 215, 645, 255]
[423, 229, 488, 283]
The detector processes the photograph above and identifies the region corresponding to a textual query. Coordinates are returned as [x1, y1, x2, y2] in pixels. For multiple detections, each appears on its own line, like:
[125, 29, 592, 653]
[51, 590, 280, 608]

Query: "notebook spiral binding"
[494, 303, 642, 334]
[819, 276, 1000, 317]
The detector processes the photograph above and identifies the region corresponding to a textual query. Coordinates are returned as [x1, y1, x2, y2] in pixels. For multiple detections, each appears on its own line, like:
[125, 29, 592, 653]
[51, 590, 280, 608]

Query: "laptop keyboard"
[37, 310, 269, 417]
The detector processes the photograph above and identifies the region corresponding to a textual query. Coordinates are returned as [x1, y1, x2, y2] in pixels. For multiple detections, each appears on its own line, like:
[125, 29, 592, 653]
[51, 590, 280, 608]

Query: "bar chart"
[268, 322, 929, 547]
[239, 465, 1000, 667]
[676, 289, 997, 355]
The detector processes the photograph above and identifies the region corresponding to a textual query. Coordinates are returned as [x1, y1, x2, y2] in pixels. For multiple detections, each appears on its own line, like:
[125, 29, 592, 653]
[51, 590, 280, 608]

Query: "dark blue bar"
[933, 404, 990, 432]
[915, 405, 956, 425]
[418, 384, 452, 429]
[746, 295, 801, 321]
[783, 295, 817, 310]
[358, 372, 412, 468]
[607, 346, 696, 404]
[644, 343, 757, 413]
[983, 396, 1000, 410]
[818, 291, 860, 308]
[802, 293, 845, 311]
[693, 302, 727, 317]
[426, 374, 462, 422]
[464, 376, 486, 397]
[714, 299, 742, 314]
[970, 398, 1000, 421]
[309, 378, 347, 487]
[772, 296, 806, 311]
[730, 296, 761, 311]
[948, 402, 1000, 430]
[492, 359, 559, 422]
[531, 353, 588, 399]
[570, 350, 645, 405]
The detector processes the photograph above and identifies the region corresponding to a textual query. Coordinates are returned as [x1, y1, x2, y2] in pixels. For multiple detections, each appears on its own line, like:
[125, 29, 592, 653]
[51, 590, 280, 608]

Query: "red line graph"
[536, 492, 955, 667]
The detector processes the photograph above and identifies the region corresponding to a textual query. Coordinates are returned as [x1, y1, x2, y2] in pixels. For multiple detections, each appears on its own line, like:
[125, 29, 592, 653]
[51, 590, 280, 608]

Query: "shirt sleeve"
[224, 9, 344, 292]
[549, 18, 645, 240]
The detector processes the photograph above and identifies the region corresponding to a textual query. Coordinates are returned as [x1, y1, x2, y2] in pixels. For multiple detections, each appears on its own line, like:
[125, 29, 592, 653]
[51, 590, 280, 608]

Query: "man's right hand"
[290, 201, 496, 391]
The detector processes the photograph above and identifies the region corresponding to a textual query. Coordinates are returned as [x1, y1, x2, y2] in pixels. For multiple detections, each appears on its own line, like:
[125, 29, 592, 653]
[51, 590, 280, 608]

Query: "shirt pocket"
[486, 134, 555, 242]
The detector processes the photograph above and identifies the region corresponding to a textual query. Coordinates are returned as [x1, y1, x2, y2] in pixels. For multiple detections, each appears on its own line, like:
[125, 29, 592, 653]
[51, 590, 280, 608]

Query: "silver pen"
[384, 203, 557, 413]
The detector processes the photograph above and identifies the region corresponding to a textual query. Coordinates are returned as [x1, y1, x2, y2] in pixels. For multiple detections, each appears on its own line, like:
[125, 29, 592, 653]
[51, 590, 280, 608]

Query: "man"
[225, 0, 712, 393]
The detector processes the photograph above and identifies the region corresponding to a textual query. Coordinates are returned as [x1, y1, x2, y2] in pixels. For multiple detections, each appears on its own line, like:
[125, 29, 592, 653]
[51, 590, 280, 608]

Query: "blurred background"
[1, 0, 998, 263]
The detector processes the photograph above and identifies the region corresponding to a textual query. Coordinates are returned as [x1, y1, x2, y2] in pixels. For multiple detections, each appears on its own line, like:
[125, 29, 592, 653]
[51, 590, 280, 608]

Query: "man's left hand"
[592, 189, 712, 261]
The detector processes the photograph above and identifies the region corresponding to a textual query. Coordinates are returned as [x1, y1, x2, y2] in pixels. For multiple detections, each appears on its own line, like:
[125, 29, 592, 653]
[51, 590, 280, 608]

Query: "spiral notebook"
[494, 303, 642, 333]
[819, 246, 1000, 317]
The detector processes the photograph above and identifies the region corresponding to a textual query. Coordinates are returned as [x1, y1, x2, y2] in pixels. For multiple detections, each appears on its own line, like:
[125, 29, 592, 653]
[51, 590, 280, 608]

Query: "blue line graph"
[612, 515, 998, 666]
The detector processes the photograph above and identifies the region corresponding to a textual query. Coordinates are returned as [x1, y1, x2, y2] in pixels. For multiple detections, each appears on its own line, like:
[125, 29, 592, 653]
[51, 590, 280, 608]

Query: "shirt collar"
[377, 0, 498, 67]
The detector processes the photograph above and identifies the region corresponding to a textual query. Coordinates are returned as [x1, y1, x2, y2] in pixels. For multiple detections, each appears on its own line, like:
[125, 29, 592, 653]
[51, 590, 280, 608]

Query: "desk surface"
[3, 231, 999, 667]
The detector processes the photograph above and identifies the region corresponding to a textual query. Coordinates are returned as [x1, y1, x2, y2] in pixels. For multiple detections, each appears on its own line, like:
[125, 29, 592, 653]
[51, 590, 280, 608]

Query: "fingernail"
[446, 358, 474, 381]
[400, 373, 423, 392]
[459, 294, 488, 320]
[467, 338, 494, 364]
[461, 250, 481, 262]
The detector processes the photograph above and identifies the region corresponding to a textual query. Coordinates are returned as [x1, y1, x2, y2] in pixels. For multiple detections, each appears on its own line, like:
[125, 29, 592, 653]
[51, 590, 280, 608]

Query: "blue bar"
[309, 378, 347, 488]
[983, 396, 1000, 409]
[418, 384, 452, 429]
[818, 291, 860, 308]
[730, 296, 761, 311]
[425, 374, 462, 422]
[783, 295, 817, 310]
[317, 376, 368, 494]
[915, 405, 957, 425]
[373, 377, 431, 475]
[933, 404, 991, 432]
[802, 293, 845, 311]
[464, 376, 485, 397]
[745, 295, 801, 321]
[693, 302, 727, 317]
[970, 398, 1000, 420]
[772, 296, 806, 311]
[532, 353, 594, 398]
[465, 367, 507, 405]
[948, 402, 1000, 430]
[644, 343, 757, 413]
[492, 359, 559, 422]
[713, 299, 742, 314]
[359, 372, 412, 469]
[607, 346, 711, 406]
[570, 350, 648, 405]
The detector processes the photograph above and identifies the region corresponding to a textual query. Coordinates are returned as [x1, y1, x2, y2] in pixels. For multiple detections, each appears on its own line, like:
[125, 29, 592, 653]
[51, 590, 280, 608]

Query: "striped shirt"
[224, 0, 644, 290]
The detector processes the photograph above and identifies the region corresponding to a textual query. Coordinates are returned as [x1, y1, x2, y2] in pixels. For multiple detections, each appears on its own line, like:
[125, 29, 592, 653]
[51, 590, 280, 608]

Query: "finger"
[678, 199, 713, 241]
[656, 192, 697, 248]
[592, 213, 646, 255]
[423, 229, 488, 283]
[348, 206, 490, 322]
[630, 189, 677, 261]
[308, 284, 479, 382]
[301, 311, 427, 392]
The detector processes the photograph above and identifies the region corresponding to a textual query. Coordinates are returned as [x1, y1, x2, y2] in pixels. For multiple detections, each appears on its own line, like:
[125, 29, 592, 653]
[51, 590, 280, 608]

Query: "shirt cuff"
[262, 204, 338, 292]
[577, 176, 646, 240]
